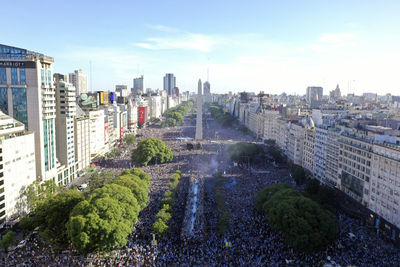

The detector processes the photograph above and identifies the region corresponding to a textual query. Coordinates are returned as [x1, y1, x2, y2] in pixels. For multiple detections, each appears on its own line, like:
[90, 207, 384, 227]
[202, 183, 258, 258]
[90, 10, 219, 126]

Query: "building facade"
[69, 69, 88, 96]
[0, 44, 58, 182]
[0, 111, 36, 226]
[163, 73, 176, 96]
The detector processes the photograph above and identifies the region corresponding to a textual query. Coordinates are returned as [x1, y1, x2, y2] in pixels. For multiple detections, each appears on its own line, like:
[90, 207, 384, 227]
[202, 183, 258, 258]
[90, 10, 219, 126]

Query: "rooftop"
[0, 44, 54, 62]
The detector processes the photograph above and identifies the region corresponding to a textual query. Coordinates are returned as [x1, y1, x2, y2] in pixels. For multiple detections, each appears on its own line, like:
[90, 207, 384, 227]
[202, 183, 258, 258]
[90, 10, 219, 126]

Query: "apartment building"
[0, 111, 35, 226]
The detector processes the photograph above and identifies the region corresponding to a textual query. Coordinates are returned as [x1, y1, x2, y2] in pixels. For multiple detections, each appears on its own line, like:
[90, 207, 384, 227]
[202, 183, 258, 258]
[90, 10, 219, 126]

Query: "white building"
[127, 97, 138, 134]
[88, 109, 105, 158]
[0, 111, 36, 226]
[74, 106, 90, 171]
[325, 127, 341, 187]
[55, 79, 76, 167]
[69, 69, 88, 96]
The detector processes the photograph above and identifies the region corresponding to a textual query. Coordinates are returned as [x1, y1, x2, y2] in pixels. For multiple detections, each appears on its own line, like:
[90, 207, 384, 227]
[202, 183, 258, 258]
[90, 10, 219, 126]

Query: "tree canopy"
[0, 231, 16, 252]
[132, 138, 173, 166]
[256, 184, 339, 252]
[227, 142, 264, 163]
[67, 184, 141, 255]
[124, 134, 136, 145]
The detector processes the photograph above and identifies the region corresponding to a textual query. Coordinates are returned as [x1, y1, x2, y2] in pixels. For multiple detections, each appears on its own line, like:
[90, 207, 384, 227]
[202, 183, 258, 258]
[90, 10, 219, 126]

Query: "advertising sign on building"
[139, 107, 146, 124]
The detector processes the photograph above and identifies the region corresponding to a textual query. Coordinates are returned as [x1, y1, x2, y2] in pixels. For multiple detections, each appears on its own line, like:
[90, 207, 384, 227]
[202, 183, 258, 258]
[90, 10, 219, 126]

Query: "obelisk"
[195, 79, 203, 140]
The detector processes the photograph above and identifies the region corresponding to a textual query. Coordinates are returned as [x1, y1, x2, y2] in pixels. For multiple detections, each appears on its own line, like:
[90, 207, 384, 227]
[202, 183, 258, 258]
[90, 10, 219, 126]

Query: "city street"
[4, 108, 400, 266]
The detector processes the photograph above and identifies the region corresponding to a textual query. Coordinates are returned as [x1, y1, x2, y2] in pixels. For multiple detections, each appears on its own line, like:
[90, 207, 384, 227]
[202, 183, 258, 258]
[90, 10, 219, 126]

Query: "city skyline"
[2, 0, 400, 94]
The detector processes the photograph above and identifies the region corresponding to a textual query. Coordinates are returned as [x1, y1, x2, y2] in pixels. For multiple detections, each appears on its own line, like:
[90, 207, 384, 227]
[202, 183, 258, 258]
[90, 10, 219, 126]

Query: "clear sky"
[2, 0, 400, 95]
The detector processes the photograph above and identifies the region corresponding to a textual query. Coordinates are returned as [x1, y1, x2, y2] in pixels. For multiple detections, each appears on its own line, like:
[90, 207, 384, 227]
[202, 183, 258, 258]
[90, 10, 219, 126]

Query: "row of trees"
[255, 183, 339, 252]
[104, 147, 122, 159]
[162, 100, 193, 127]
[152, 170, 182, 237]
[18, 168, 151, 255]
[131, 138, 173, 166]
[214, 173, 231, 234]
[208, 103, 237, 127]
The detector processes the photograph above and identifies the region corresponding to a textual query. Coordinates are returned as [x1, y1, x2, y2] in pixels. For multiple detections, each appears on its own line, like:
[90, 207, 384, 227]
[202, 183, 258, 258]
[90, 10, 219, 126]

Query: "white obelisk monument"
[195, 79, 203, 140]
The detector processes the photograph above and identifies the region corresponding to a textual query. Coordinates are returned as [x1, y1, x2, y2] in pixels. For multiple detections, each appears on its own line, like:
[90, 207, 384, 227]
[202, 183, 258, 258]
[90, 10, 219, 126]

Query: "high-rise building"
[306, 86, 323, 103]
[74, 106, 90, 171]
[203, 81, 210, 95]
[0, 111, 36, 226]
[69, 69, 88, 96]
[0, 44, 58, 182]
[133, 75, 144, 95]
[163, 73, 176, 96]
[55, 78, 76, 168]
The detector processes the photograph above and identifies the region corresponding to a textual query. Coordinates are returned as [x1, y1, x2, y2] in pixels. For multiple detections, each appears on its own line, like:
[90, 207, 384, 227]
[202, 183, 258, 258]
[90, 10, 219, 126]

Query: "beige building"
[88, 109, 105, 158]
[338, 131, 373, 205]
[0, 111, 36, 226]
[303, 126, 315, 173]
[286, 122, 305, 166]
[262, 110, 279, 141]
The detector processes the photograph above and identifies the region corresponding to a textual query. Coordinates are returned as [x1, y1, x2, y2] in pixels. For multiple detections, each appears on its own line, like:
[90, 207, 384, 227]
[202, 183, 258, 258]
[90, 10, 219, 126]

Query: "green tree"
[156, 208, 171, 223]
[88, 171, 116, 193]
[305, 178, 320, 196]
[132, 138, 173, 166]
[23, 180, 61, 212]
[124, 134, 136, 145]
[0, 231, 16, 252]
[34, 189, 84, 247]
[18, 216, 37, 231]
[152, 218, 169, 237]
[227, 142, 264, 163]
[257, 185, 339, 252]
[255, 183, 291, 211]
[67, 184, 140, 255]
[293, 165, 306, 185]
[112, 174, 149, 208]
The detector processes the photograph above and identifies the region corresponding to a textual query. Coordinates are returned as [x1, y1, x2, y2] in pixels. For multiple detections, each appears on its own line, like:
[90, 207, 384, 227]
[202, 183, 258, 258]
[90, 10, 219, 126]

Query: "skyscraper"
[133, 75, 144, 95]
[69, 69, 88, 96]
[163, 73, 176, 96]
[306, 86, 323, 103]
[0, 44, 58, 182]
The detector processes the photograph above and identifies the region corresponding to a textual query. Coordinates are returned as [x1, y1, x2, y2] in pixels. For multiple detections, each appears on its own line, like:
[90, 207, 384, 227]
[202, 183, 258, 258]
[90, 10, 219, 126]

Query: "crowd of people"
[3, 109, 400, 266]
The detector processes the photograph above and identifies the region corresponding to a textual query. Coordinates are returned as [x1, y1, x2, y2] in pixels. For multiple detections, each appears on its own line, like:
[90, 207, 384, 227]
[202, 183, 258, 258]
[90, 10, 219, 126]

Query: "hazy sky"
[2, 0, 400, 95]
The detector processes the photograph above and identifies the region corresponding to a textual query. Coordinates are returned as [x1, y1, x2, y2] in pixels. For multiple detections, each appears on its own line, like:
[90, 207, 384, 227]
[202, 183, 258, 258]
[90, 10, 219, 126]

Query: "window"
[11, 68, 18, 84]
[41, 69, 45, 85]
[20, 68, 26, 85]
[0, 88, 7, 114]
[0, 68, 6, 84]
[12, 88, 28, 128]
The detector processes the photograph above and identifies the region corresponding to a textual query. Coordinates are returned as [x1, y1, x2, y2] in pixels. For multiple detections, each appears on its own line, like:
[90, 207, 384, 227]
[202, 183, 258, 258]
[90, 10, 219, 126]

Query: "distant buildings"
[133, 75, 144, 95]
[163, 73, 176, 96]
[330, 84, 341, 100]
[116, 85, 129, 97]
[69, 69, 88, 96]
[306, 86, 323, 103]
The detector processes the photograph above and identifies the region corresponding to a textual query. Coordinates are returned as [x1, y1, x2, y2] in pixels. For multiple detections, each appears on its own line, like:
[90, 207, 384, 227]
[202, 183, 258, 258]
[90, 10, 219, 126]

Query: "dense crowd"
[3, 110, 400, 266]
